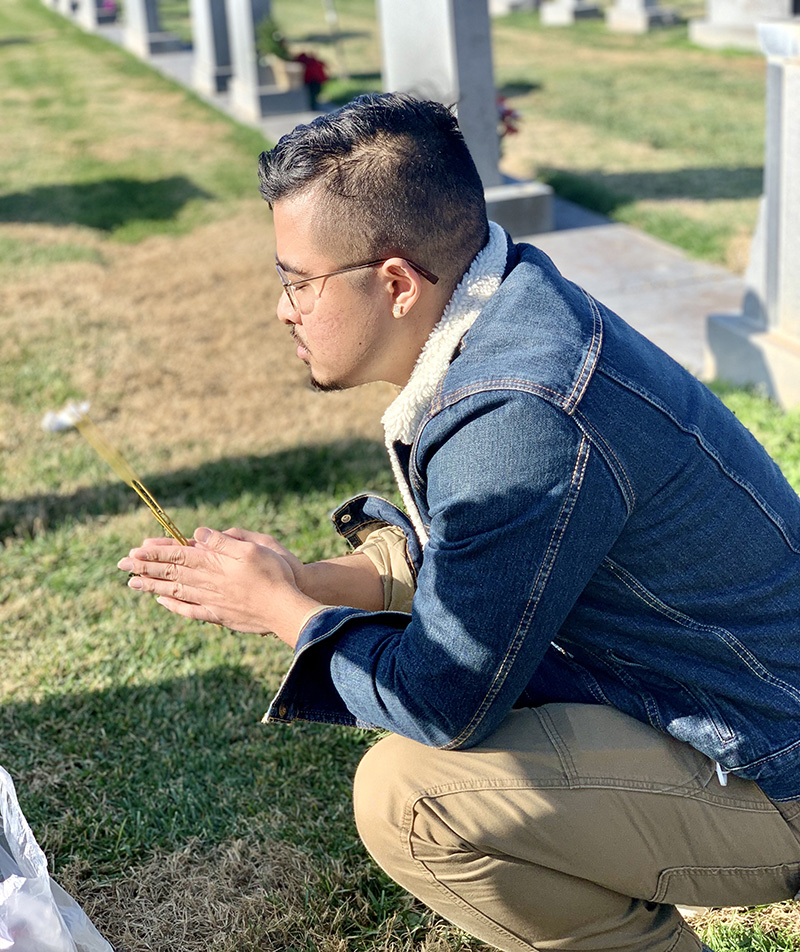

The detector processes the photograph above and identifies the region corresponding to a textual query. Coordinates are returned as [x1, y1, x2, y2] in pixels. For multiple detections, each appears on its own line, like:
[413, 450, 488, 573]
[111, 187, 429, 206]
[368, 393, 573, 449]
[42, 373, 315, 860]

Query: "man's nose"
[276, 290, 298, 325]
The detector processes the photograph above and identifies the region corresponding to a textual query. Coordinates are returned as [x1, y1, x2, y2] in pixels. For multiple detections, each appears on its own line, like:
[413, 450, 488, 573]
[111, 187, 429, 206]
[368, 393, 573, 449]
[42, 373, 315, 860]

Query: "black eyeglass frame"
[275, 256, 439, 311]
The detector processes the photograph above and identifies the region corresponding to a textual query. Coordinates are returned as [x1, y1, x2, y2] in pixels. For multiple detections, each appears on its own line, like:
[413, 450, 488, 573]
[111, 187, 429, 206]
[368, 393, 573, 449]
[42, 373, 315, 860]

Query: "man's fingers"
[134, 544, 189, 564]
[125, 559, 180, 581]
[155, 595, 220, 624]
[128, 572, 190, 603]
[223, 527, 279, 546]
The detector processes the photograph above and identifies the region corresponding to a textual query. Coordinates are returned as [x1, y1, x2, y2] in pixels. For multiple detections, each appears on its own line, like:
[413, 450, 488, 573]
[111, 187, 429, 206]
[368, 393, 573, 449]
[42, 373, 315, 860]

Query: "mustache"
[290, 327, 309, 351]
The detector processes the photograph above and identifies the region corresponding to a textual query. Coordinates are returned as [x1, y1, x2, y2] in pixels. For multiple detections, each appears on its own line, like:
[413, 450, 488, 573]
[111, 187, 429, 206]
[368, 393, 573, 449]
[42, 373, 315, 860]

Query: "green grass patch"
[0, 0, 271, 244]
[0, 234, 106, 269]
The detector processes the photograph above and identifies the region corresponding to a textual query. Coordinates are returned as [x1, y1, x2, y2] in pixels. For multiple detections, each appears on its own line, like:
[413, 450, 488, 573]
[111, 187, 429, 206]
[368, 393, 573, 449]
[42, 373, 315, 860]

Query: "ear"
[378, 258, 424, 319]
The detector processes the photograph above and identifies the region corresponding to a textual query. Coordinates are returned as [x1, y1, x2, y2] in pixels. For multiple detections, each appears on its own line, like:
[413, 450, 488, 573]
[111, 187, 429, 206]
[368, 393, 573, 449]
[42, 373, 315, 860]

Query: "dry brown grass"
[696, 905, 800, 934]
[1, 201, 396, 499]
[58, 836, 484, 952]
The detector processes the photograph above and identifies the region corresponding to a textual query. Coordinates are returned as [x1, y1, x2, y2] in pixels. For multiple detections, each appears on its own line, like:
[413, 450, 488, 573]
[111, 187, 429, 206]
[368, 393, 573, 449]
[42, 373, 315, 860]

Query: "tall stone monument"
[227, 0, 308, 121]
[378, 0, 552, 235]
[690, 0, 799, 50]
[75, 0, 98, 28]
[125, 0, 183, 57]
[190, 0, 232, 95]
[706, 22, 800, 406]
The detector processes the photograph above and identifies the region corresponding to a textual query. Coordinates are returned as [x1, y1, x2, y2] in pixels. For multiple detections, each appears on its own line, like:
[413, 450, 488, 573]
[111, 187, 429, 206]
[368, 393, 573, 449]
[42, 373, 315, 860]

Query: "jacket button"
[278, 705, 288, 717]
[341, 513, 352, 524]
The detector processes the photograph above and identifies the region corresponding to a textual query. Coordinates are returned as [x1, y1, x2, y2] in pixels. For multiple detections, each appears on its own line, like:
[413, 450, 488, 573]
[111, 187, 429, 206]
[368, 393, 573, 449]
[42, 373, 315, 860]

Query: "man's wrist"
[292, 555, 384, 611]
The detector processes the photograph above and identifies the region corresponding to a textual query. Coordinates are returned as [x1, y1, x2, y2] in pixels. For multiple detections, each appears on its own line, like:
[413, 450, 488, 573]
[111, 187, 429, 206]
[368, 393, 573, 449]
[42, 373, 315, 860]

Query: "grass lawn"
[1, 0, 799, 950]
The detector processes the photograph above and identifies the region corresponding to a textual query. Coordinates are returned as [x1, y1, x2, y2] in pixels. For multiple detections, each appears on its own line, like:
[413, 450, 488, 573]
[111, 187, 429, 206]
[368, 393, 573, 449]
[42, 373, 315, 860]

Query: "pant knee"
[353, 733, 419, 874]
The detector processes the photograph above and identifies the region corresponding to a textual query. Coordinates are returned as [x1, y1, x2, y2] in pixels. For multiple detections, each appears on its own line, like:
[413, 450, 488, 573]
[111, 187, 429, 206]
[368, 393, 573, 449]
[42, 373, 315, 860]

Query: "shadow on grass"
[498, 80, 542, 96]
[0, 176, 211, 231]
[542, 165, 763, 217]
[0, 439, 392, 540]
[0, 665, 368, 871]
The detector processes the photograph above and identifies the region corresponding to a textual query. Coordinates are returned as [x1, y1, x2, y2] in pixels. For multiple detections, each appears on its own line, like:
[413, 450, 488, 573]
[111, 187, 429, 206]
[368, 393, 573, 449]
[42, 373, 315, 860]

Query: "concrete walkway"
[94, 24, 747, 380]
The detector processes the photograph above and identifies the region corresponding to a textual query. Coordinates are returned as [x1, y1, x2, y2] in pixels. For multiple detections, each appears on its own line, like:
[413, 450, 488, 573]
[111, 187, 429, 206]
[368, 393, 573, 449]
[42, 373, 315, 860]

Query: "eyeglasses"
[275, 256, 439, 313]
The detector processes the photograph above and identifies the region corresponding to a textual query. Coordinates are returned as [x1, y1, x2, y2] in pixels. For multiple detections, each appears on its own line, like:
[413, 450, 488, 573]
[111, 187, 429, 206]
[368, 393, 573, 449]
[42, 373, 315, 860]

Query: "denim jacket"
[266, 235, 800, 802]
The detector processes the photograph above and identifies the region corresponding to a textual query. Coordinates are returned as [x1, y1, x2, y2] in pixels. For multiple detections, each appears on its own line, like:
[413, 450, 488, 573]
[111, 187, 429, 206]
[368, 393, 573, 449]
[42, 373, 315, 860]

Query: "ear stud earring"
[393, 304, 403, 317]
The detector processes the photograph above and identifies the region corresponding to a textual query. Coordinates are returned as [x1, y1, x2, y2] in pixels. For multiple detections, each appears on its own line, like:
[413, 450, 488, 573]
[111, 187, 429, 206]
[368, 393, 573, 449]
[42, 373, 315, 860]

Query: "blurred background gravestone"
[227, 0, 309, 121]
[378, 0, 552, 234]
[606, 0, 677, 33]
[125, 0, 183, 56]
[489, 0, 539, 13]
[190, 0, 232, 94]
[706, 22, 800, 406]
[690, 0, 799, 50]
[75, 0, 102, 30]
[540, 0, 602, 27]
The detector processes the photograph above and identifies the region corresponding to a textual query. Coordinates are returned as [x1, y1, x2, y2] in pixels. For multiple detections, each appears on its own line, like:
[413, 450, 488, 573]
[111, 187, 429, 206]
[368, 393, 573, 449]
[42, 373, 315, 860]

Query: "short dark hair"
[257, 93, 489, 289]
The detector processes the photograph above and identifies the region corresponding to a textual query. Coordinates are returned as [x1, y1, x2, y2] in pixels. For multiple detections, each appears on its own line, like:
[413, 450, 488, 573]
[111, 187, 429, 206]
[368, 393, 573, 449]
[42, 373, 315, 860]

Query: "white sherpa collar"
[382, 221, 508, 546]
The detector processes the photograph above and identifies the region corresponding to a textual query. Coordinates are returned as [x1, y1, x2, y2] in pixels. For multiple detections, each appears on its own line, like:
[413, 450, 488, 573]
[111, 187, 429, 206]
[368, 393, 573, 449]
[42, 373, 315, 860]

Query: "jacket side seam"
[572, 409, 636, 513]
[603, 558, 800, 706]
[445, 436, 592, 749]
[598, 366, 800, 554]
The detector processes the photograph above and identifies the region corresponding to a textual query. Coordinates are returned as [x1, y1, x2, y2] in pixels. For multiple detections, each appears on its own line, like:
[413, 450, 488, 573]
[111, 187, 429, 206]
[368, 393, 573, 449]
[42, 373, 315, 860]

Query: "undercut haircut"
[258, 93, 490, 291]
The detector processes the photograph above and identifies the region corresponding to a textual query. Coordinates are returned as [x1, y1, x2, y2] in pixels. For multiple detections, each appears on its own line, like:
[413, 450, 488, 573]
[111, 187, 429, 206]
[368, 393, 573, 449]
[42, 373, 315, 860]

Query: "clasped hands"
[117, 527, 321, 647]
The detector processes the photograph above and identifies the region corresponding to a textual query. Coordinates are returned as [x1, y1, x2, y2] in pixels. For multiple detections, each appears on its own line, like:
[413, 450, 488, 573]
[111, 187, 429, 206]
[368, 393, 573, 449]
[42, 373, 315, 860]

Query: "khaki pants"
[354, 704, 800, 952]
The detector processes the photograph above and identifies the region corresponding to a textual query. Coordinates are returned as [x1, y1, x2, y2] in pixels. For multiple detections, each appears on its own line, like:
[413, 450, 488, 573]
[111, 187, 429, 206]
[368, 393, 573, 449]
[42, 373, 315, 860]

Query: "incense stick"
[71, 410, 190, 545]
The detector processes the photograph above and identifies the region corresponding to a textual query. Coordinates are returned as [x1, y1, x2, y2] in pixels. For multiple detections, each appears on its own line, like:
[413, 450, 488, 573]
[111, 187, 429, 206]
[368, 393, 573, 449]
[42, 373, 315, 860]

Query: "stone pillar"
[540, 0, 602, 27]
[379, 0, 502, 187]
[606, 0, 677, 33]
[706, 23, 800, 406]
[689, 0, 795, 51]
[377, 0, 552, 235]
[125, 0, 183, 57]
[76, 0, 98, 28]
[227, 0, 308, 120]
[190, 0, 232, 94]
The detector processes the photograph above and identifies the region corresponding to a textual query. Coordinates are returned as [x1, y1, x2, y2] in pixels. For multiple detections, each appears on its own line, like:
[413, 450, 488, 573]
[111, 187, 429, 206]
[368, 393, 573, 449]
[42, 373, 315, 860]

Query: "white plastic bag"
[0, 766, 113, 952]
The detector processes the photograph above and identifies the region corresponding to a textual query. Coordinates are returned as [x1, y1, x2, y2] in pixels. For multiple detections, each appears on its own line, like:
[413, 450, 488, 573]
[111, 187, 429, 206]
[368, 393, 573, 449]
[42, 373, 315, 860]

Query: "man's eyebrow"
[275, 255, 310, 278]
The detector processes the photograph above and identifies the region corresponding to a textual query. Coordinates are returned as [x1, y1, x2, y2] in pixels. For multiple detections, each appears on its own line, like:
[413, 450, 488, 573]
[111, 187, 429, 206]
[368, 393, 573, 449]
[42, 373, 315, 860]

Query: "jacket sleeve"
[266, 391, 628, 746]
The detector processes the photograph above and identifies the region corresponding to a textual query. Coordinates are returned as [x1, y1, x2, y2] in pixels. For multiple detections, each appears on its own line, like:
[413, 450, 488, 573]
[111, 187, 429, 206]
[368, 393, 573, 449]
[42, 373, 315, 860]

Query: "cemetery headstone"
[378, 0, 553, 234]
[190, 0, 232, 94]
[689, 0, 798, 50]
[125, 0, 183, 56]
[540, 0, 602, 27]
[227, 0, 308, 121]
[489, 0, 538, 14]
[706, 22, 800, 405]
[606, 0, 677, 33]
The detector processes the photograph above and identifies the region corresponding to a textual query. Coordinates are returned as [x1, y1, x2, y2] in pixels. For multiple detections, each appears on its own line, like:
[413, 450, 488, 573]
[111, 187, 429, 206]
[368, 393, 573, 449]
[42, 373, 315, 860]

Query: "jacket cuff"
[331, 493, 423, 577]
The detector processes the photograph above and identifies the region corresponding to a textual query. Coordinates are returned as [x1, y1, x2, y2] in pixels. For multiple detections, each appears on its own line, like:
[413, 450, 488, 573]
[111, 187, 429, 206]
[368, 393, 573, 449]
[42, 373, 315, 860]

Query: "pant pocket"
[652, 863, 800, 906]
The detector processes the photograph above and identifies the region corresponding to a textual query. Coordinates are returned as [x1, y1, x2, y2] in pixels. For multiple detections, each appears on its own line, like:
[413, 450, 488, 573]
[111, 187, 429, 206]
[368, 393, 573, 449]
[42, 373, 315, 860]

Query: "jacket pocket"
[605, 651, 736, 747]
